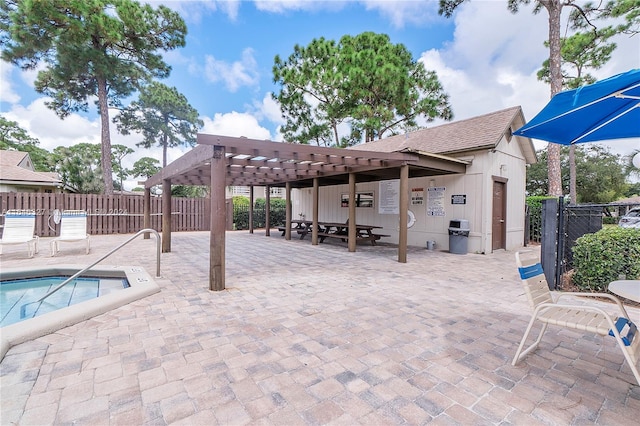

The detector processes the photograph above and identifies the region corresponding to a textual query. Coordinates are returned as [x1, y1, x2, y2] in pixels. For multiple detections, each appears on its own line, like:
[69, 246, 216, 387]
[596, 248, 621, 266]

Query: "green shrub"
[525, 196, 557, 210]
[232, 197, 286, 230]
[233, 195, 250, 206]
[602, 216, 618, 225]
[572, 227, 640, 292]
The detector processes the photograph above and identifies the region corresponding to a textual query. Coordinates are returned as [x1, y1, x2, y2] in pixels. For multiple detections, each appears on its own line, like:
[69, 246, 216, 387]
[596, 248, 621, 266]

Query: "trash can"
[448, 219, 470, 254]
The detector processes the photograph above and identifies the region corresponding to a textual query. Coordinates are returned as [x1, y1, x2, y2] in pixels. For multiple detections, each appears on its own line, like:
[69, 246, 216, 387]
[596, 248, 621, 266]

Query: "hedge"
[571, 227, 640, 292]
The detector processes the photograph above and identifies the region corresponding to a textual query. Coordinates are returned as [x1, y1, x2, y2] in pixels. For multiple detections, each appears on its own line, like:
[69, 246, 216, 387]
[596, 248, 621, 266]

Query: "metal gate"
[541, 197, 603, 289]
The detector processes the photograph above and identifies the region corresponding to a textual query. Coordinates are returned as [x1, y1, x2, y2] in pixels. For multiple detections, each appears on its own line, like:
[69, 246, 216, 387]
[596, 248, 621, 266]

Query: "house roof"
[0, 149, 62, 187]
[352, 106, 537, 164]
[0, 150, 30, 167]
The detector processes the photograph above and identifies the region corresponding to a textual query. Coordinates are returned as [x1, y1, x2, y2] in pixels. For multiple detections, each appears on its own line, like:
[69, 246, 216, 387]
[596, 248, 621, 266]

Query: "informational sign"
[451, 194, 467, 205]
[411, 187, 424, 205]
[427, 187, 446, 216]
[379, 180, 399, 214]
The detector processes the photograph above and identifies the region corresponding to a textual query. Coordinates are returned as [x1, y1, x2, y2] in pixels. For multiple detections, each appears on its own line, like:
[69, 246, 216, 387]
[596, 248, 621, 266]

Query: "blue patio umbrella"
[513, 69, 640, 145]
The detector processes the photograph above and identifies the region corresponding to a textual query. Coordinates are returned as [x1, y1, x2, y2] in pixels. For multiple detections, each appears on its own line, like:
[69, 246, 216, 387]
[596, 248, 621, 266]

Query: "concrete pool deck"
[0, 231, 639, 425]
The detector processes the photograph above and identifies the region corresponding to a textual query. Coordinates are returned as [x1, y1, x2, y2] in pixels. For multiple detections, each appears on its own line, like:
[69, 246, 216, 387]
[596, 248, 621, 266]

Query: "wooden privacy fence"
[0, 193, 210, 237]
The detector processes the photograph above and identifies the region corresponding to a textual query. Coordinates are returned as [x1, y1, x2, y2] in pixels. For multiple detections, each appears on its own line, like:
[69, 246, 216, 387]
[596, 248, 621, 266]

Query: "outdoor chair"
[50, 210, 90, 256]
[513, 250, 639, 385]
[0, 209, 39, 258]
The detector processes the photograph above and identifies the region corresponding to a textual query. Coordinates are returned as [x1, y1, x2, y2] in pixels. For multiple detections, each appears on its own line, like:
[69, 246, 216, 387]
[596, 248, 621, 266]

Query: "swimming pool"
[1, 275, 130, 327]
[0, 265, 160, 360]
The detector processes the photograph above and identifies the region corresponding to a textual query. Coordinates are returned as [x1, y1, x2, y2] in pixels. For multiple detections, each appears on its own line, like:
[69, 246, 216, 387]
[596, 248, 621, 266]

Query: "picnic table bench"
[278, 220, 313, 239]
[317, 222, 389, 246]
[278, 220, 389, 245]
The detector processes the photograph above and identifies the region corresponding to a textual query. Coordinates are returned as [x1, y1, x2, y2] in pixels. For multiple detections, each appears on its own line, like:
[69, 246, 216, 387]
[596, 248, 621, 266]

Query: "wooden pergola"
[144, 134, 467, 291]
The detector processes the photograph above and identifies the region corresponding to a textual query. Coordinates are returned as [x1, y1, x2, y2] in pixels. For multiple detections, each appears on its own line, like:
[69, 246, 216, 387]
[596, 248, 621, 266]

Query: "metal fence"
[539, 198, 639, 289]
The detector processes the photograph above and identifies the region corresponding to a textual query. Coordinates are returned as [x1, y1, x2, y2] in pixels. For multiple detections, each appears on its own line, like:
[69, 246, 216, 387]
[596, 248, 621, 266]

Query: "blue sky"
[1, 1, 638, 189]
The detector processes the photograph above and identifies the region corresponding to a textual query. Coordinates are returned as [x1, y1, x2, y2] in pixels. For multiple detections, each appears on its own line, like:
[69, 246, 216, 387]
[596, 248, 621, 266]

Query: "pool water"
[0, 276, 129, 327]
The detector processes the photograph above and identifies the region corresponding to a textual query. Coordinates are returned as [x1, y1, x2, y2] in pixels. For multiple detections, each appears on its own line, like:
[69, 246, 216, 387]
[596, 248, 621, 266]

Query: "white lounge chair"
[0, 209, 39, 258]
[50, 210, 90, 256]
[513, 250, 639, 385]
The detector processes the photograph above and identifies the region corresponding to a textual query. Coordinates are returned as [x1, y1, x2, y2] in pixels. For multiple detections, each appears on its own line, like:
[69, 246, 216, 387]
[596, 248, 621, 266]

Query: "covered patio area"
[143, 135, 467, 291]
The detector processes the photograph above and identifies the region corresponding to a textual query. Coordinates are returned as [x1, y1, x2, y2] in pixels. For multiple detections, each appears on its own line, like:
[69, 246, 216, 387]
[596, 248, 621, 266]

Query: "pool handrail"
[23, 229, 161, 314]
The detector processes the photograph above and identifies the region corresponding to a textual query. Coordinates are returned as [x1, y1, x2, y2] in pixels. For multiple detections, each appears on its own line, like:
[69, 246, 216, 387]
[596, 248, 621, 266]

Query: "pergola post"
[312, 178, 319, 245]
[265, 185, 271, 237]
[249, 186, 254, 234]
[285, 182, 292, 240]
[348, 173, 356, 252]
[210, 145, 226, 291]
[161, 179, 171, 253]
[398, 164, 409, 263]
[143, 187, 151, 239]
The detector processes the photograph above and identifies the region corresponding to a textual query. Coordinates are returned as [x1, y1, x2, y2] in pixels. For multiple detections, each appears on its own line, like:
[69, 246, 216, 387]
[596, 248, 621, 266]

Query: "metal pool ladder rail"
[20, 228, 161, 318]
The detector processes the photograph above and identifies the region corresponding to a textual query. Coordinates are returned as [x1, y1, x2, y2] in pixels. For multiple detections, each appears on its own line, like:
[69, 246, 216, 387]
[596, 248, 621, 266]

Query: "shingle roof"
[0, 150, 62, 185]
[0, 150, 29, 167]
[352, 106, 535, 162]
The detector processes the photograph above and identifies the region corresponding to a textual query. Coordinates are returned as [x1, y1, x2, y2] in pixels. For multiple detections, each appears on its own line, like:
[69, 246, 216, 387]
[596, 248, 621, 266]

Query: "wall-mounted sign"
[379, 180, 399, 214]
[451, 194, 467, 205]
[427, 187, 446, 216]
[341, 192, 374, 208]
[411, 188, 424, 205]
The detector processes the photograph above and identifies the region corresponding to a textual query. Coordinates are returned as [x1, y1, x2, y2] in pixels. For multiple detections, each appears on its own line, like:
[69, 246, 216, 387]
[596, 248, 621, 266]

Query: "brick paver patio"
[1, 231, 638, 425]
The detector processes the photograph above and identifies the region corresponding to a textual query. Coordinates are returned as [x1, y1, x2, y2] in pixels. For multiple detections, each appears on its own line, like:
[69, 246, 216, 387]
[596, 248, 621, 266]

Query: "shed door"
[492, 180, 506, 250]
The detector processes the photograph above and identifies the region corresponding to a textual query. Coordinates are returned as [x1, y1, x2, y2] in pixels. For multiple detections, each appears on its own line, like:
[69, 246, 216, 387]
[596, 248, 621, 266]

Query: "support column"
[398, 164, 409, 263]
[312, 178, 319, 245]
[161, 179, 171, 253]
[265, 185, 271, 236]
[210, 145, 226, 291]
[285, 182, 292, 240]
[348, 173, 356, 252]
[143, 187, 151, 239]
[249, 186, 254, 234]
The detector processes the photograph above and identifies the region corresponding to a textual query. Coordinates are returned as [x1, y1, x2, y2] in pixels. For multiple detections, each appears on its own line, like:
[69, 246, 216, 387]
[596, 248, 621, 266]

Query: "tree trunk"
[97, 77, 114, 195]
[544, 0, 564, 197]
[163, 118, 169, 167]
[569, 144, 577, 203]
[163, 141, 168, 167]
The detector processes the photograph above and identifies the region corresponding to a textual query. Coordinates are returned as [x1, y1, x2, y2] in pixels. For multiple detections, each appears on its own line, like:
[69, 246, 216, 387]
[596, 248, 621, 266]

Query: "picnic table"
[278, 219, 314, 239]
[317, 222, 389, 246]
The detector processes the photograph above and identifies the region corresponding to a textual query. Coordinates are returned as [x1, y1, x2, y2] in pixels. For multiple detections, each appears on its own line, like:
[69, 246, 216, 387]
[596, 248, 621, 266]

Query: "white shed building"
[290, 106, 537, 254]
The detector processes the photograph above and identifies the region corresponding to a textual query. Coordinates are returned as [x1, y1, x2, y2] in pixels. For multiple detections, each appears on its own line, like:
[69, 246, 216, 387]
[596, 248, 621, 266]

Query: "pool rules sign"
[427, 187, 446, 216]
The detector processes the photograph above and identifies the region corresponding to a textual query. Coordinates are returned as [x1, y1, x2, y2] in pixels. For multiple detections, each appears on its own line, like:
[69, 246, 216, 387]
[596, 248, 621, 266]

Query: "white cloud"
[253, 0, 344, 14]
[0, 65, 21, 104]
[4, 99, 100, 151]
[252, 0, 439, 26]
[204, 48, 260, 92]
[252, 93, 285, 127]
[201, 111, 272, 140]
[360, 0, 440, 28]
[151, 0, 241, 22]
